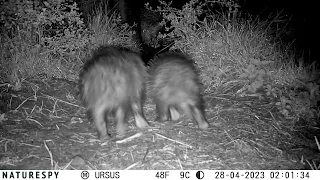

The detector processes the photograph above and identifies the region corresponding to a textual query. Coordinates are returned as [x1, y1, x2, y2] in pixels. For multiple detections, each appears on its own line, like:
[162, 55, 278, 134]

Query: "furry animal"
[149, 51, 209, 129]
[79, 46, 150, 140]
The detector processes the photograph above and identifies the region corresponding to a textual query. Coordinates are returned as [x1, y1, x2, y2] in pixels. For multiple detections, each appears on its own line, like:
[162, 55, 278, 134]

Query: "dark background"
[155, 0, 318, 62]
[81, 0, 318, 62]
[240, 0, 318, 62]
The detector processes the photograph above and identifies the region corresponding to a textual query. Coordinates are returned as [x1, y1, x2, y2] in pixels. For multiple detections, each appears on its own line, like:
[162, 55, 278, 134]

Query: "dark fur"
[149, 52, 209, 129]
[79, 46, 150, 140]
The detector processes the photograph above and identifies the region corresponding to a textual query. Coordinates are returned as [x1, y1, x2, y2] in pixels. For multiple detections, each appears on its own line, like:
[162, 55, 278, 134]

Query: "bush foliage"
[153, 0, 319, 125]
[0, 0, 136, 84]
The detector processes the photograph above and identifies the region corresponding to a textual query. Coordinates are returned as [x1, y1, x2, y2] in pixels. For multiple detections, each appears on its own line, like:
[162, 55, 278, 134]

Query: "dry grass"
[86, 5, 140, 52]
[0, 78, 315, 170]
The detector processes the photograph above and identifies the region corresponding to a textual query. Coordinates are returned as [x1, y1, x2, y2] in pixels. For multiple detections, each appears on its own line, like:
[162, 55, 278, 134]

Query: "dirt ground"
[0, 78, 319, 170]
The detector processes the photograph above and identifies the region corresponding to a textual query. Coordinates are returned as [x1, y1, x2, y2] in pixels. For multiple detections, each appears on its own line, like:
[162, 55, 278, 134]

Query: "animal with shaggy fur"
[79, 46, 150, 140]
[149, 52, 209, 129]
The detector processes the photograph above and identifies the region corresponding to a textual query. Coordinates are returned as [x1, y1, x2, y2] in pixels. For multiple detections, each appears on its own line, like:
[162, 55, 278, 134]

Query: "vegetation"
[154, 0, 319, 169]
[0, 0, 137, 85]
[154, 0, 320, 124]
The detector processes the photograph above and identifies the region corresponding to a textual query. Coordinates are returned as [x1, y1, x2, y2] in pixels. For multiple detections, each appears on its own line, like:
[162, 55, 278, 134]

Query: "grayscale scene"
[0, 0, 319, 170]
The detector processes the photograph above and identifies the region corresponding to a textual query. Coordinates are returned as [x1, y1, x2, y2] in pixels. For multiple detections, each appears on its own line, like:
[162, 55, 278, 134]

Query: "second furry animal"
[149, 52, 209, 129]
[79, 46, 150, 140]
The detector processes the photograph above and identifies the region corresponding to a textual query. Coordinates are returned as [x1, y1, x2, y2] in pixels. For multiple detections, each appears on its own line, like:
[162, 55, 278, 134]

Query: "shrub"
[153, 0, 319, 125]
[0, 0, 90, 85]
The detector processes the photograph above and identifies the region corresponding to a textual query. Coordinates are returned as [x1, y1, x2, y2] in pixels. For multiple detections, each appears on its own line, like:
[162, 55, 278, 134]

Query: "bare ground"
[0, 78, 319, 170]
